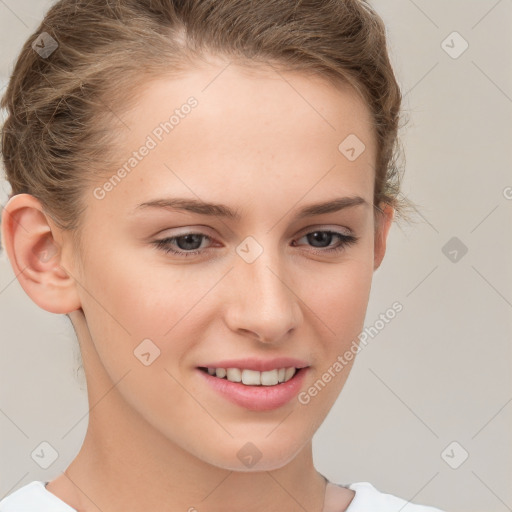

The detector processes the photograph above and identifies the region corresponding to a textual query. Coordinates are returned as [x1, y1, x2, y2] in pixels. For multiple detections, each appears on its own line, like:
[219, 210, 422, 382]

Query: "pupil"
[308, 231, 331, 248]
[178, 234, 202, 250]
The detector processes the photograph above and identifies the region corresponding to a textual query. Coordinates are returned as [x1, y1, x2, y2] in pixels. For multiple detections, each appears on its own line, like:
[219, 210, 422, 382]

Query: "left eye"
[153, 230, 358, 258]
[293, 230, 358, 255]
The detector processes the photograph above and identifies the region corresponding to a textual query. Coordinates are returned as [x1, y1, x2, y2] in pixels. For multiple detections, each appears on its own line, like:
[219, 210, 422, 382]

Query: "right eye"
[153, 232, 215, 257]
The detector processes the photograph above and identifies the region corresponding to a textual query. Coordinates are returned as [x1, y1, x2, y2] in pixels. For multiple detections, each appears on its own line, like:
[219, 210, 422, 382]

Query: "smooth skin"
[1, 56, 393, 512]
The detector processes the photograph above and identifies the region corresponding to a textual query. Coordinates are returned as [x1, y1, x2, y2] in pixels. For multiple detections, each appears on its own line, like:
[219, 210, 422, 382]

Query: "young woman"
[0, 0, 446, 511]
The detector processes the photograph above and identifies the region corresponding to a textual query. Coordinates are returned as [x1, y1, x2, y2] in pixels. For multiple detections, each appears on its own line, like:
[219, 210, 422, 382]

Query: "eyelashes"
[152, 229, 359, 259]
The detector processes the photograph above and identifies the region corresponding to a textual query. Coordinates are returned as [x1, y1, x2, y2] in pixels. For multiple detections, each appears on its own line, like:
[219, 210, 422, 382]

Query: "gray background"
[1, 1, 511, 511]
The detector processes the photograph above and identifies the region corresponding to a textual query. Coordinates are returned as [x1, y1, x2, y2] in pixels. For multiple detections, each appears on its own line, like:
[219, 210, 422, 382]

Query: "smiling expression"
[62, 57, 391, 471]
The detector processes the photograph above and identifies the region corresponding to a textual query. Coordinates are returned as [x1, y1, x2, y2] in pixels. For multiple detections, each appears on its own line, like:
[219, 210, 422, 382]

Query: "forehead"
[91, 60, 377, 223]
[120, 58, 375, 156]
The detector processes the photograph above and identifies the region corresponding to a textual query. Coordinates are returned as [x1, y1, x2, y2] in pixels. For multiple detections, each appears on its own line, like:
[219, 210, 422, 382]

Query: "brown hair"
[1, 0, 412, 256]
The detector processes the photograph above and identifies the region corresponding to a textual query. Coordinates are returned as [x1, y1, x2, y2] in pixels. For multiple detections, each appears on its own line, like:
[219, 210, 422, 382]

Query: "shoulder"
[0, 481, 76, 512]
[330, 481, 447, 512]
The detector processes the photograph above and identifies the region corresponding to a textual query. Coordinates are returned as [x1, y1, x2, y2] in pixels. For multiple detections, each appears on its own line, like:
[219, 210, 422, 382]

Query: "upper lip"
[197, 357, 310, 372]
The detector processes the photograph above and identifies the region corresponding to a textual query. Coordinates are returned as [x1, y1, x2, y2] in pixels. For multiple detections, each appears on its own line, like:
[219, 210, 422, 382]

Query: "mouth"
[197, 366, 303, 386]
[196, 365, 309, 411]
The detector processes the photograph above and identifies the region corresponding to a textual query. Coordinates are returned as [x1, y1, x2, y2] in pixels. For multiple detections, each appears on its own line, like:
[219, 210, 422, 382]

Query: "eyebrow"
[132, 195, 368, 220]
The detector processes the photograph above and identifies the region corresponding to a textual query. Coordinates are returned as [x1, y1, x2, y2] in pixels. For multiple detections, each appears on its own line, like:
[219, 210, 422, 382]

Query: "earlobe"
[373, 203, 394, 271]
[1, 193, 82, 314]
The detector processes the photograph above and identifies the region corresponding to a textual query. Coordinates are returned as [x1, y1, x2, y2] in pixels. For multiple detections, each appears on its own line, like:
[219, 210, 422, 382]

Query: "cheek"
[78, 248, 216, 376]
[296, 257, 374, 418]
[303, 251, 374, 341]
[76, 252, 199, 427]
[82, 243, 190, 328]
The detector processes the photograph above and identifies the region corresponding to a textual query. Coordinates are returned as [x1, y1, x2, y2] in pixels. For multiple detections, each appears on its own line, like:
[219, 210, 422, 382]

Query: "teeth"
[284, 367, 296, 381]
[242, 369, 261, 385]
[215, 368, 227, 378]
[226, 368, 242, 382]
[260, 369, 279, 386]
[205, 366, 298, 386]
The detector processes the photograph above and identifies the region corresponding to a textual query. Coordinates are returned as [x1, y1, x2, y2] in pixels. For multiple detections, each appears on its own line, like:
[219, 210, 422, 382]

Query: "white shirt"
[0, 480, 446, 512]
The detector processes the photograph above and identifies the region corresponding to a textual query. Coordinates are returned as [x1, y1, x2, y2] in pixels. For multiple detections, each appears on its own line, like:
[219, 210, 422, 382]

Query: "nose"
[224, 243, 302, 344]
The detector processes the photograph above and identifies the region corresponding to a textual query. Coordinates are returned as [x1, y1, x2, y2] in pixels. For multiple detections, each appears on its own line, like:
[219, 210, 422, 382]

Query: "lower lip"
[196, 367, 309, 411]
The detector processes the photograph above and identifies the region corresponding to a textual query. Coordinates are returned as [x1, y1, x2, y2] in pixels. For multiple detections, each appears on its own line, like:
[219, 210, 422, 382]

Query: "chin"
[198, 437, 306, 472]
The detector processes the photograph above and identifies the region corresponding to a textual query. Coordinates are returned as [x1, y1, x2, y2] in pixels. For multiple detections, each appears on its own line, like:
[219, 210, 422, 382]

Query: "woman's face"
[59, 59, 392, 470]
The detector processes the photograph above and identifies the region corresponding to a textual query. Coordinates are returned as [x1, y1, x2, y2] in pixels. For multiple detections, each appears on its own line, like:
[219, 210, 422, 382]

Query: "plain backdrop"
[1, 1, 511, 511]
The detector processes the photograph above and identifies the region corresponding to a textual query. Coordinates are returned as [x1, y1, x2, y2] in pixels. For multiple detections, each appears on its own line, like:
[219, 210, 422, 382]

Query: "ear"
[373, 202, 394, 271]
[1, 193, 82, 314]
